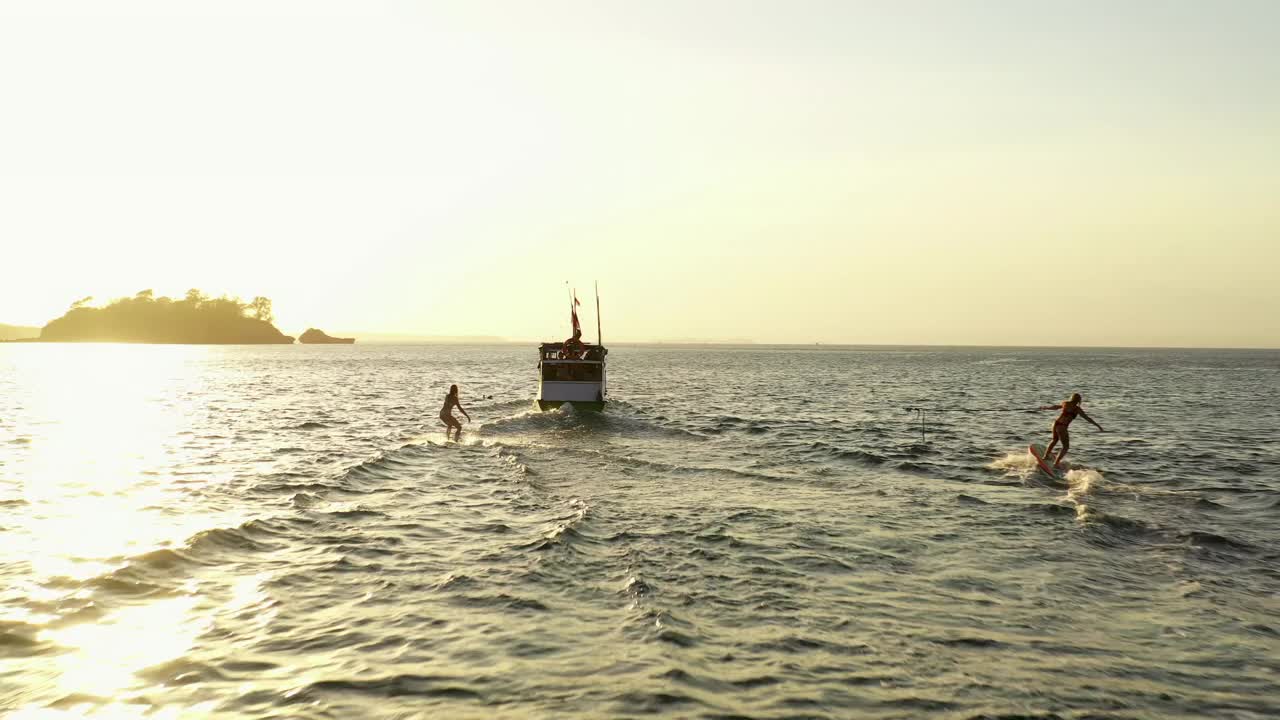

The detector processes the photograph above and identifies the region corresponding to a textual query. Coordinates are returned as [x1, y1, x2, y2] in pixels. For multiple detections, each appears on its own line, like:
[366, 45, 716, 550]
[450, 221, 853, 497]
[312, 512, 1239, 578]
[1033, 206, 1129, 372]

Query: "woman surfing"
[1038, 392, 1103, 468]
[439, 384, 471, 441]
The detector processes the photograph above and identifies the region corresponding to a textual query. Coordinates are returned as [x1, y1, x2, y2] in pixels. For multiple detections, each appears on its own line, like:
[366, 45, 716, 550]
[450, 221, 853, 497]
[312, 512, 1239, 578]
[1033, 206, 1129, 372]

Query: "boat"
[536, 286, 607, 411]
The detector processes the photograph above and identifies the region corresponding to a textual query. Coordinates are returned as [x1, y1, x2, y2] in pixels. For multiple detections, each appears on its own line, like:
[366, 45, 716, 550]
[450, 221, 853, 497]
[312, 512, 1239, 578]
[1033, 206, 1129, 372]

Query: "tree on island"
[249, 296, 274, 324]
[38, 289, 295, 344]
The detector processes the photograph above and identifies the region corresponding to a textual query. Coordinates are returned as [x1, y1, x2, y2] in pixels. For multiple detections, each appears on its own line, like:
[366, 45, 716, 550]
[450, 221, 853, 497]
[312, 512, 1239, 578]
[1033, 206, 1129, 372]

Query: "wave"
[475, 407, 583, 436]
[339, 448, 431, 484]
[521, 499, 591, 552]
[433, 572, 478, 591]
[493, 445, 535, 476]
[1179, 530, 1257, 554]
[1211, 492, 1280, 513]
[189, 519, 292, 554]
[1065, 468, 1105, 500]
[477, 400, 705, 442]
[254, 477, 341, 496]
[53, 517, 296, 603]
[1072, 503, 1257, 559]
[894, 460, 974, 480]
[987, 449, 1100, 491]
[0, 619, 48, 652]
[483, 440, 788, 485]
[799, 440, 888, 466]
[1073, 504, 1155, 537]
[451, 592, 549, 613]
[292, 674, 484, 701]
[1194, 497, 1231, 512]
[987, 450, 1039, 481]
[620, 575, 652, 599]
[699, 414, 776, 436]
[289, 491, 324, 508]
[1029, 502, 1078, 517]
[306, 505, 389, 521]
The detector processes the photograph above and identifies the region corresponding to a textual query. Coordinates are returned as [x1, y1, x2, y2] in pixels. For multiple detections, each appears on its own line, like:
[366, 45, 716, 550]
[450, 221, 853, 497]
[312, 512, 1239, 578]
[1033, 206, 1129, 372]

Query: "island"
[298, 328, 356, 344]
[33, 290, 295, 344]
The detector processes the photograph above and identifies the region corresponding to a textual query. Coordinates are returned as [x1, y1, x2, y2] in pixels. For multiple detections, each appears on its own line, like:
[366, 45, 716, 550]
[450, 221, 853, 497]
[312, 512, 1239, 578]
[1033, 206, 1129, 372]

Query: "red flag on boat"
[571, 290, 582, 339]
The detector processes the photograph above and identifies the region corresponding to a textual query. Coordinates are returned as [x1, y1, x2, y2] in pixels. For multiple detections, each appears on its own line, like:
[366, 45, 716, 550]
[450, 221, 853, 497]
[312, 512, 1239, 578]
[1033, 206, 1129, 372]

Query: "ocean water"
[1, 343, 1278, 719]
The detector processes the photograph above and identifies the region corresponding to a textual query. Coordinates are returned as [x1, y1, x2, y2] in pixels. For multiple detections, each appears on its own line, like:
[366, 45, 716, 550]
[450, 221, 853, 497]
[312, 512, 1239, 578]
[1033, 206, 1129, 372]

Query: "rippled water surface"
[2, 344, 1278, 718]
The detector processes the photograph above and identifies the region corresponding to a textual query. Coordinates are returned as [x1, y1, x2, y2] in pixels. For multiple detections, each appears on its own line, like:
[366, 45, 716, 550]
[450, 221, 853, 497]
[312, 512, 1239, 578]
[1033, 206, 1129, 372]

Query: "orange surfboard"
[1028, 443, 1057, 478]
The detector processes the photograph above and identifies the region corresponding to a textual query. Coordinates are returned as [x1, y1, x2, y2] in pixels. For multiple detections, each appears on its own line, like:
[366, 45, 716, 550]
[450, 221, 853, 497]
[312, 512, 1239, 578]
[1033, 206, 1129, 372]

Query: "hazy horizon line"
[4, 323, 1276, 351]
[337, 337, 1280, 351]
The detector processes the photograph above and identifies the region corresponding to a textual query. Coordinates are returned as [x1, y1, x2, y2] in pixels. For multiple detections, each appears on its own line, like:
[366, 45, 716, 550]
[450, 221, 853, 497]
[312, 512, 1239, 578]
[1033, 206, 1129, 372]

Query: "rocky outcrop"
[298, 328, 355, 344]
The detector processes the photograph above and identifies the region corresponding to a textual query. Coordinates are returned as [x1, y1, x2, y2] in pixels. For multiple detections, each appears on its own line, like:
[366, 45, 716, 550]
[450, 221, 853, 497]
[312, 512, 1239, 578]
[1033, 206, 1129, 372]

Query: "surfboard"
[1028, 443, 1057, 478]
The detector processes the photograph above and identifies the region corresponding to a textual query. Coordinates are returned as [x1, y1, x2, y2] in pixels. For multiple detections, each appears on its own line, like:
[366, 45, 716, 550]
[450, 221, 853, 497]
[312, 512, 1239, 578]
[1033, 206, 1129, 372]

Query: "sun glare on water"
[6, 346, 213, 576]
[1, 345, 248, 717]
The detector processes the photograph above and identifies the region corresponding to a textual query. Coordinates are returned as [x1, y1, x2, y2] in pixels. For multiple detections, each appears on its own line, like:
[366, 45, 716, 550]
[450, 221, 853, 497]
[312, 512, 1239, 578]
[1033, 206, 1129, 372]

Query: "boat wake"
[987, 450, 1043, 481]
[1064, 468, 1105, 500]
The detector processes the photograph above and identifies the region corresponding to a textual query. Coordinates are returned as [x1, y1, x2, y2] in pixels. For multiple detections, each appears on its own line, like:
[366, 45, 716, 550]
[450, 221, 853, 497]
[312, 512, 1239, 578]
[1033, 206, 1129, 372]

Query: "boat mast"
[595, 281, 602, 347]
[567, 283, 574, 335]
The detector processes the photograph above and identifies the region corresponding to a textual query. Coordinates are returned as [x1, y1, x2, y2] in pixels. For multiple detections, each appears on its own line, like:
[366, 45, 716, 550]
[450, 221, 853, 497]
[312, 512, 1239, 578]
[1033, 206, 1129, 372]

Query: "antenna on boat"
[595, 281, 602, 346]
[566, 281, 579, 340]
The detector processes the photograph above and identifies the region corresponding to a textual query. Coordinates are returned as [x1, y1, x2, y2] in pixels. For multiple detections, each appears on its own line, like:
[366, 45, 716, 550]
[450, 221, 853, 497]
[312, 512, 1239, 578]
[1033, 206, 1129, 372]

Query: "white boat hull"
[536, 341, 607, 412]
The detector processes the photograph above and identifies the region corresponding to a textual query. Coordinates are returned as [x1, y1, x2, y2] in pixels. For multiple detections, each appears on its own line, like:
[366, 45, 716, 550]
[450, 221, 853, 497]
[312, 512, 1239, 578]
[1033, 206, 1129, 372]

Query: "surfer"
[440, 384, 471, 441]
[1038, 393, 1103, 467]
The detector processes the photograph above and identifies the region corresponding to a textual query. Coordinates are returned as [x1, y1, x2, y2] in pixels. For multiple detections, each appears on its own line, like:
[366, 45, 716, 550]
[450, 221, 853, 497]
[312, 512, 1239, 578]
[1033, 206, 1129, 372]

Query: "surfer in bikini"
[1038, 392, 1103, 467]
[440, 384, 471, 441]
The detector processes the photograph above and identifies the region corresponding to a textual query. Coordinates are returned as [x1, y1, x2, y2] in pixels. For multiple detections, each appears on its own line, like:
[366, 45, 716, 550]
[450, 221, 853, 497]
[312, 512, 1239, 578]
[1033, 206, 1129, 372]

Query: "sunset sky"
[1, 1, 1276, 346]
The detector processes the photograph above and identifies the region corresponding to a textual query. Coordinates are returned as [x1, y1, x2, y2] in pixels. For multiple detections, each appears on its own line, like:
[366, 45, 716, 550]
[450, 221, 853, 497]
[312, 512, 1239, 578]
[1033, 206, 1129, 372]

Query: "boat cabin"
[536, 341, 607, 411]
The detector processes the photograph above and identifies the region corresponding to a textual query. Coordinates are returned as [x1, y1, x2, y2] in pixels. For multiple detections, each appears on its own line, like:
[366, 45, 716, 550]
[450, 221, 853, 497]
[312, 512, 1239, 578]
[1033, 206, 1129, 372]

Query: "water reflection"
[43, 595, 208, 698]
[5, 346, 211, 575]
[0, 345, 241, 717]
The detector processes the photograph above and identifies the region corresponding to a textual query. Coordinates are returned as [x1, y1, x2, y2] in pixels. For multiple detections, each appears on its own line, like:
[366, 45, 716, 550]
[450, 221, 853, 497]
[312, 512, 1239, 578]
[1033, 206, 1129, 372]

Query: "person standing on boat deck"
[440, 384, 471, 441]
[1038, 392, 1103, 468]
